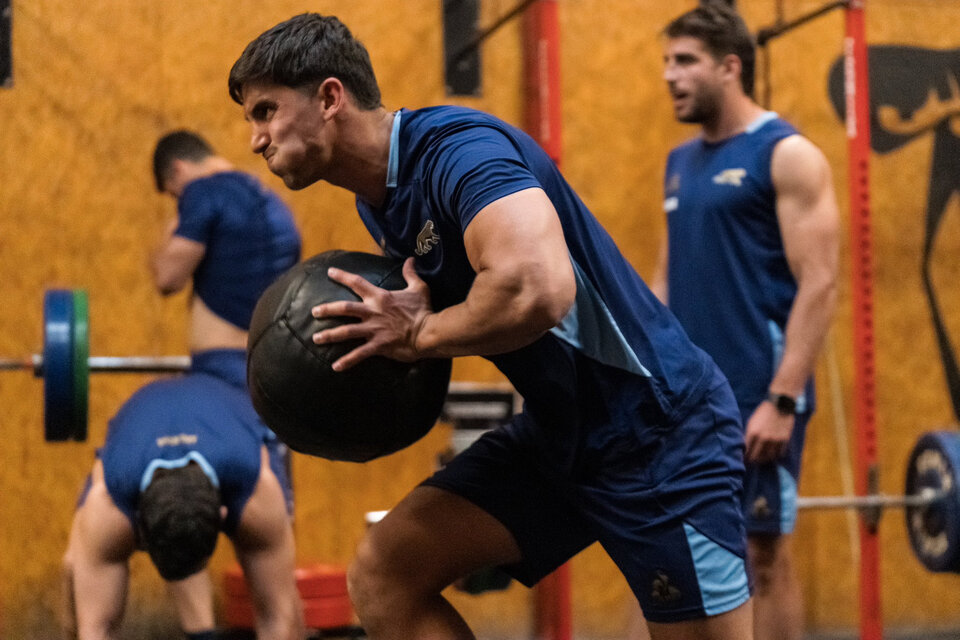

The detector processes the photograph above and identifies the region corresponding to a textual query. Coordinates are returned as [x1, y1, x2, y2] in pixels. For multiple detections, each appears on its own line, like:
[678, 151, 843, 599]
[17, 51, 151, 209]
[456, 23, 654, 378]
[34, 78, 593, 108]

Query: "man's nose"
[251, 128, 269, 155]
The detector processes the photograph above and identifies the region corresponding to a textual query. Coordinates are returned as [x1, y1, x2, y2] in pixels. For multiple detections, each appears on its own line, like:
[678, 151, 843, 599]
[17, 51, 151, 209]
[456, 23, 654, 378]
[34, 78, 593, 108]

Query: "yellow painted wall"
[0, 0, 958, 637]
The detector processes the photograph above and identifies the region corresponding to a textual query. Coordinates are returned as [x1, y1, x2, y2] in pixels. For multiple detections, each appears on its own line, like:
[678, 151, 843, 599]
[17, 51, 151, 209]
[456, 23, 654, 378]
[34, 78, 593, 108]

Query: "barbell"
[2, 289, 960, 574]
[0, 289, 191, 441]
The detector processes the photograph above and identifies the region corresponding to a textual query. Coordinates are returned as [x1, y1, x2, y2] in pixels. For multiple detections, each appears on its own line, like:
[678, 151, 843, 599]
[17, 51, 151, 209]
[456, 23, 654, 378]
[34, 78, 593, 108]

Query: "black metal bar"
[449, 0, 540, 65]
[756, 0, 848, 47]
[0, 0, 10, 87]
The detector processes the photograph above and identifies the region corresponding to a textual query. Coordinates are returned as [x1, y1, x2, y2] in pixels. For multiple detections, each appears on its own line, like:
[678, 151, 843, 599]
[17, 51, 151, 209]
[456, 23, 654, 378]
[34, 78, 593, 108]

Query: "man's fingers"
[312, 300, 373, 319]
[401, 257, 424, 289]
[745, 438, 787, 464]
[326, 267, 381, 297]
[331, 342, 380, 372]
[313, 323, 367, 345]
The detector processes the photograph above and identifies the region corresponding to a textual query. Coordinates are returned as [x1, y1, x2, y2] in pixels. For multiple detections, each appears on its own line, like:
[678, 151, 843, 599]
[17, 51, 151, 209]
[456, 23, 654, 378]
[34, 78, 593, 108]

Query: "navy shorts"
[741, 409, 811, 536]
[423, 377, 751, 623]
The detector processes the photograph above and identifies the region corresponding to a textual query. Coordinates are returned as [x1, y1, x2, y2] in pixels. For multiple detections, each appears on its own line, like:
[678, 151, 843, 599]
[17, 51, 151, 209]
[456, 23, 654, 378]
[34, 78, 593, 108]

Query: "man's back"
[174, 170, 300, 350]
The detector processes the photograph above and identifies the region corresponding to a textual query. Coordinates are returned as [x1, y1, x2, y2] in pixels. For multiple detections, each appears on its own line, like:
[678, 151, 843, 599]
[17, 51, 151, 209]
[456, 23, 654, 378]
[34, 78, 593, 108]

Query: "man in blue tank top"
[638, 5, 839, 640]
[61, 369, 304, 640]
[229, 13, 754, 640]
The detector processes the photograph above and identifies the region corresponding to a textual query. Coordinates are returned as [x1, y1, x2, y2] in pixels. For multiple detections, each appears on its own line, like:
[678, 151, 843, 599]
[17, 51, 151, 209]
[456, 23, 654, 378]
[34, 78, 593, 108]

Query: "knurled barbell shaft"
[0, 355, 192, 374]
[797, 487, 945, 511]
[86, 356, 192, 373]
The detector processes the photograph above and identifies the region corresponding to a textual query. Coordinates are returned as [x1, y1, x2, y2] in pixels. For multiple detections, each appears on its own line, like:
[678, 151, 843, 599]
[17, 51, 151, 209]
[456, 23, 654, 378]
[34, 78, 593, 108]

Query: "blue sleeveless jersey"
[175, 171, 301, 329]
[100, 367, 270, 535]
[356, 106, 723, 456]
[664, 114, 813, 413]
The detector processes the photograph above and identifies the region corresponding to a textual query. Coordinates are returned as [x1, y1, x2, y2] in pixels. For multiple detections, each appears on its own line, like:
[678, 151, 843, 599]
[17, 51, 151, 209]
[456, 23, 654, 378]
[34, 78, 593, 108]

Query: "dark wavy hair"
[152, 130, 214, 192]
[137, 462, 221, 581]
[228, 13, 381, 109]
[664, 2, 756, 97]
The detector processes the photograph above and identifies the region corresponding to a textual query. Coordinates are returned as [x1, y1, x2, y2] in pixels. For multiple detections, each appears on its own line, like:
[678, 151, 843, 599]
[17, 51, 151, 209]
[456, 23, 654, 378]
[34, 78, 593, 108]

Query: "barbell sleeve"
[87, 356, 192, 373]
[0, 357, 34, 371]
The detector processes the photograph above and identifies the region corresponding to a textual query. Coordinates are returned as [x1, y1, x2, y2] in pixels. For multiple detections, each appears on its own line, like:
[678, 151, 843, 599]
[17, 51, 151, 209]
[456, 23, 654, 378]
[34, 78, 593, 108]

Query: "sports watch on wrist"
[767, 392, 797, 416]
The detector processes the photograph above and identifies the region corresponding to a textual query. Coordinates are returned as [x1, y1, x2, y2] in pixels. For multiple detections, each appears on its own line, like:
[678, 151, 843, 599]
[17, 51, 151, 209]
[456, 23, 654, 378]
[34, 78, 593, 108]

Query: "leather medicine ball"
[247, 250, 452, 462]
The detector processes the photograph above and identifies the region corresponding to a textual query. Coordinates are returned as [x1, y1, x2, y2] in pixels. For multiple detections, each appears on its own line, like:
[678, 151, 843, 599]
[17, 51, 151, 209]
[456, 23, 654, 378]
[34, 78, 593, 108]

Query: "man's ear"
[720, 53, 743, 87]
[168, 158, 191, 182]
[317, 77, 346, 120]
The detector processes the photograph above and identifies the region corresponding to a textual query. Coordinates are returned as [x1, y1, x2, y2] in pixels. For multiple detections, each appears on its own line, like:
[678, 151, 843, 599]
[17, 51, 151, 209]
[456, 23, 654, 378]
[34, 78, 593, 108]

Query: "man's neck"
[196, 156, 234, 178]
[700, 94, 767, 143]
[324, 107, 395, 209]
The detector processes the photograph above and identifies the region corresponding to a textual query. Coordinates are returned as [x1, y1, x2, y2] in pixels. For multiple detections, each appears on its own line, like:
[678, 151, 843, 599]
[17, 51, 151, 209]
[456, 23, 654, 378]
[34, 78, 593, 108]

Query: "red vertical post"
[523, 0, 562, 165]
[844, 2, 882, 639]
[523, 3, 571, 640]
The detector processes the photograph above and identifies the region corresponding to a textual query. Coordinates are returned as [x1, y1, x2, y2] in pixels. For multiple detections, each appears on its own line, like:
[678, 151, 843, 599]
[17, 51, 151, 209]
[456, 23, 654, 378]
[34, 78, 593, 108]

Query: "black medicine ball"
[247, 250, 452, 462]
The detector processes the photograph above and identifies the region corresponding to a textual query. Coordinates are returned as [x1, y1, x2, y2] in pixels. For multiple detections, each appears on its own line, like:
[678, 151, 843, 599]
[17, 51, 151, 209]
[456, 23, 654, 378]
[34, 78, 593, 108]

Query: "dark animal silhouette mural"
[829, 46, 960, 422]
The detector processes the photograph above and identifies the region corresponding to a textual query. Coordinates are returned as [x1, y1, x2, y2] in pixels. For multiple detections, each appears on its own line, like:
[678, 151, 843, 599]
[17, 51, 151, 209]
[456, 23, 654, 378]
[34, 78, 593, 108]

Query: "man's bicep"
[463, 188, 570, 275]
[772, 137, 839, 275]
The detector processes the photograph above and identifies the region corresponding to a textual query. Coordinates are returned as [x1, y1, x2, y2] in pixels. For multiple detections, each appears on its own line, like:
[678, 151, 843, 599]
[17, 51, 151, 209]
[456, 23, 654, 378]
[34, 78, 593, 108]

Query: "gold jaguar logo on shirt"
[415, 220, 440, 256]
[712, 168, 747, 187]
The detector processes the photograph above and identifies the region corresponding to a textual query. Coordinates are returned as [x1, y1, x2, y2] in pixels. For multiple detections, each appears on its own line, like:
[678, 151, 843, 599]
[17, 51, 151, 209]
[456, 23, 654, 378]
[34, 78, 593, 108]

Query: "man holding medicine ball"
[229, 14, 754, 640]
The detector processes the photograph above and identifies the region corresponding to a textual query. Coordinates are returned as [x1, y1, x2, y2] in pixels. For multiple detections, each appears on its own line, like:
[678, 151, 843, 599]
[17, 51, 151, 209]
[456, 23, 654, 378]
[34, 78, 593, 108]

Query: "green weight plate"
[71, 290, 89, 441]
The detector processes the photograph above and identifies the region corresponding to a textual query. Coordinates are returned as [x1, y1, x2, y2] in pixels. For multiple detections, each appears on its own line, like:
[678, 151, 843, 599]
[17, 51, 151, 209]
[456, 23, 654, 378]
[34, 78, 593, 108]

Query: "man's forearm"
[59, 564, 78, 640]
[416, 265, 573, 359]
[769, 276, 837, 397]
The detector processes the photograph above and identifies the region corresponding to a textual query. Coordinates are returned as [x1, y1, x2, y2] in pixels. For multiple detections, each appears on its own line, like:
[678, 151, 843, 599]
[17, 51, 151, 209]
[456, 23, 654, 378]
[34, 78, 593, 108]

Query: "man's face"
[241, 80, 329, 190]
[662, 36, 725, 124]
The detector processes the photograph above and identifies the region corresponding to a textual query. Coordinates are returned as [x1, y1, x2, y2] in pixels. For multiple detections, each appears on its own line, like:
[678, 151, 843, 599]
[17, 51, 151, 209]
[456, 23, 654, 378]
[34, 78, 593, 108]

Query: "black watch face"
[774, 395, 796, 414]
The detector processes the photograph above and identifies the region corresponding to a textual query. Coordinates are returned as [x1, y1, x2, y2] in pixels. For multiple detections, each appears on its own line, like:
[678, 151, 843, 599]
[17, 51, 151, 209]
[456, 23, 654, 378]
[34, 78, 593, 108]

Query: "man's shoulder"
[752, 113, 800, 144]
[669, 136, 703, 154]
[181, 171, 259, 200]
[403, 106, 518, 148]
[404, 104, 502, 126]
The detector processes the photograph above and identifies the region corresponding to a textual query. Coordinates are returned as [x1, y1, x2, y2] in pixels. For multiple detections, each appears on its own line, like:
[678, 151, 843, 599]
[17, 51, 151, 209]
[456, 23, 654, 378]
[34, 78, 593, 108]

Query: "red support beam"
[523, 0, 562, 165]
[844, 2, 882, 638]
[522, 3, 571, 640]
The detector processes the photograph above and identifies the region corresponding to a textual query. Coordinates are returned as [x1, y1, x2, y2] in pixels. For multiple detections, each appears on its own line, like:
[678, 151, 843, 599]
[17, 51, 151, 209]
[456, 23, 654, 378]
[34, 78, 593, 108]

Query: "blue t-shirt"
[175, 171, 301, 329]
[664, 113, 813, 414]
[100, 372, 270, 536]
[356, 106, 722, 457]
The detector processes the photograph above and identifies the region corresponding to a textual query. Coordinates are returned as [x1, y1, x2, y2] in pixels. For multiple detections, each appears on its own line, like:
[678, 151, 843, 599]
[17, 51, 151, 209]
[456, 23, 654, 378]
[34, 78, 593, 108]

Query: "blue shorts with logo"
[423, 374, 751, 623]
[741, 406, 811, 536]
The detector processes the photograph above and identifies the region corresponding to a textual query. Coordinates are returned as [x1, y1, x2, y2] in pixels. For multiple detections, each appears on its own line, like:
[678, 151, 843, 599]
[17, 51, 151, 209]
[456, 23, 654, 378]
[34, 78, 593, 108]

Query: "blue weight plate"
[905, 430, 960, 573]
[43, 290, 75, 442]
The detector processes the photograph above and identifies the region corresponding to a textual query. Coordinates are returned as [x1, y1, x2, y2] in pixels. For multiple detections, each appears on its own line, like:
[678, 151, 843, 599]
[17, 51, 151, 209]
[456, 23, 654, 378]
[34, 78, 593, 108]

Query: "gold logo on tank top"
[712, 168, 748, 187]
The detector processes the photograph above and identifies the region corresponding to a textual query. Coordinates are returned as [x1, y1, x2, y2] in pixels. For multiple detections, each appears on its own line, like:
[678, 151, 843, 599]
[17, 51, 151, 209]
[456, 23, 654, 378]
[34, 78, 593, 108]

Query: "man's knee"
[348, 527, 414, 613]
[748, 534, 793, 589]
